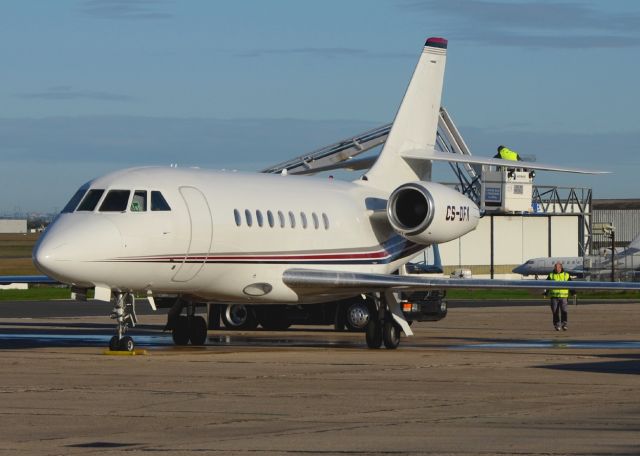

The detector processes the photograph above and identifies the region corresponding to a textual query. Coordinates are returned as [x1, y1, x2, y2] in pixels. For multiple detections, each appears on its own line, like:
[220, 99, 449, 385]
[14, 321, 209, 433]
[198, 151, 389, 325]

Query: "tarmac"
[1, 299, 639, 455]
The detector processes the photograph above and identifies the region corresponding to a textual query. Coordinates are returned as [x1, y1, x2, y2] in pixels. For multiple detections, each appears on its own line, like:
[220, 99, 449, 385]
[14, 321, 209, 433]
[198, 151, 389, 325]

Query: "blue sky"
[1, 0, 639, 212]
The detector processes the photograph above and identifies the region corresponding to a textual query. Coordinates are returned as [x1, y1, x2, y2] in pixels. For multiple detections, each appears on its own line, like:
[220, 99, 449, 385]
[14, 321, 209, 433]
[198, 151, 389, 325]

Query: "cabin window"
[99, 190, 131, 212]
[289, 211, 296, 228]
[312, 212, 319, 229]
[62, 188, 87, 213]
[244, 209, 253, 227]
[77, 189, 105, 211]
[277, 211, 285, 228]
[300, 212, 308, 229]
[130, 190, 147, 212]
[256, 210, 264, 227]
[322, 213, 330, 230]
[267, 210, 275, 228]
[151, 191, 171, 211]
[234, 209, 241, 226]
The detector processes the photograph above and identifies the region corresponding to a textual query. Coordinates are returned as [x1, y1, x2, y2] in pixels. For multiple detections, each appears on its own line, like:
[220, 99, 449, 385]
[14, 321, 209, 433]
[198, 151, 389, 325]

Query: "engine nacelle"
[387, 181, 480, 245]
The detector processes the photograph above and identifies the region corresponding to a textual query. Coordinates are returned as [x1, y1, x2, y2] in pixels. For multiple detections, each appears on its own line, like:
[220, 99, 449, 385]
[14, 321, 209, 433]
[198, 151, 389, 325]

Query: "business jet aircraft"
[514, 233, 640, 278]
[22, 37, 640, 352]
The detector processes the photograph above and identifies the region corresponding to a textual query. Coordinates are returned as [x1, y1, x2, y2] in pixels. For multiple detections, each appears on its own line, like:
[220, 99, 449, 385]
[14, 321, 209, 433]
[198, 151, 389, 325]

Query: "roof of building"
[593, 199, 640, 210]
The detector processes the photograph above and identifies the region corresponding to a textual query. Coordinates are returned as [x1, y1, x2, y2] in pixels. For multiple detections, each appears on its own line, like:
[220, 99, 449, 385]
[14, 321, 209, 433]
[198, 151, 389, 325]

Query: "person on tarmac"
[545, 261, 573, 331]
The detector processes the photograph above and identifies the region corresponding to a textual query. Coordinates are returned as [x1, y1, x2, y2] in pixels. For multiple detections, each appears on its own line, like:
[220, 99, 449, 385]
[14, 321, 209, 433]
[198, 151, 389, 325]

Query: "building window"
[234, 209, 241, 226]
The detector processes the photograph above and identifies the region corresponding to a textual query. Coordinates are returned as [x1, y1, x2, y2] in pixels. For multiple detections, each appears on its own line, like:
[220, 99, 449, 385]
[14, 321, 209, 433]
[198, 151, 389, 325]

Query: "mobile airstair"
[261, 107, 481, 201]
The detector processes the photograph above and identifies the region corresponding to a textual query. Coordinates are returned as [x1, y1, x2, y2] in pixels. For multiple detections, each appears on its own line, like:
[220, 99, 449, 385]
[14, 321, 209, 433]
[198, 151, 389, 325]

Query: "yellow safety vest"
[547, 271, 570, 298]
[499, 147, 519, 161]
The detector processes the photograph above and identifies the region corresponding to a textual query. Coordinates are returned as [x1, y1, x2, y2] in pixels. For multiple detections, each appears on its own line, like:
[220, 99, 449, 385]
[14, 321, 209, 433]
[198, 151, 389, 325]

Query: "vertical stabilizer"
[362, 37, 447, 192]
[627, 232, 640, 251]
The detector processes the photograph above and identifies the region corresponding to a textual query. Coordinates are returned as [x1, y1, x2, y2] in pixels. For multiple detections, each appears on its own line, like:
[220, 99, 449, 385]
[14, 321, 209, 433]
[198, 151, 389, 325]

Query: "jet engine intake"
[386, 181, 480, 245]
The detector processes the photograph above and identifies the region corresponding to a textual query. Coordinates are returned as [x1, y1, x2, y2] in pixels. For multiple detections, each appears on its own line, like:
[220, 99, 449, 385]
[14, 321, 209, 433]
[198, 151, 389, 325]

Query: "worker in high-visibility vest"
[545, 262, 572, 331]
[494, 145, 521, 161]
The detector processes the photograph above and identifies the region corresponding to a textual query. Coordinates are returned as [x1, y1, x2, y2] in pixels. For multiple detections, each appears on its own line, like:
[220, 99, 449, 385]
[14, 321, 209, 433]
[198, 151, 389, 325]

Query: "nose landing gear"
[109, 292, 138, 352]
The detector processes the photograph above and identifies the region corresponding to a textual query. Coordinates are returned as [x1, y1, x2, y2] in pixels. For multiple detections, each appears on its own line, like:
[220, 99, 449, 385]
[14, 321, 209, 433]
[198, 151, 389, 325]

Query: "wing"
[0, 275, 58, 285]
[282, 268, 640, 295]
[402, 149, 608, 174]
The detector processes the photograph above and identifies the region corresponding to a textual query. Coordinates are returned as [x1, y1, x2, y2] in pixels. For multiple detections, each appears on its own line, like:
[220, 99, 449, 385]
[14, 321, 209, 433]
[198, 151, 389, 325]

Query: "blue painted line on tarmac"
[455, 340, 640, 349]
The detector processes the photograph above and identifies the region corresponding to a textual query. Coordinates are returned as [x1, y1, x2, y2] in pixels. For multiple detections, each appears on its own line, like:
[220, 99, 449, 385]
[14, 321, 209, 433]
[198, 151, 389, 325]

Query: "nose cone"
[33, 214, 123, 285]
[512, 264, 526, 275]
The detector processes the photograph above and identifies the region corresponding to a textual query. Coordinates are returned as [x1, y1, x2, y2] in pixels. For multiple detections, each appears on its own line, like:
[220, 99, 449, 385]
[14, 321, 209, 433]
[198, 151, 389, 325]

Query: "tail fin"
[363, 37, 447, 192]
[628, 232, 640, 251]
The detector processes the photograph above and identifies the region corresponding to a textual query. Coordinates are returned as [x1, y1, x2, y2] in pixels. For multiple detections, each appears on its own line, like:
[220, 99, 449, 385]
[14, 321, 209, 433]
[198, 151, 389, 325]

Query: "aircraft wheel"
[222, 304, 258, 330]
[119, 336, 135, 352]
[365, 318, 383, 349]
[108, 336, 120, 351]
[345, 301, 370, 332]
[382, 321, 401, 350]
[189, 316, 208, 346]
[172, 316, 190, 345]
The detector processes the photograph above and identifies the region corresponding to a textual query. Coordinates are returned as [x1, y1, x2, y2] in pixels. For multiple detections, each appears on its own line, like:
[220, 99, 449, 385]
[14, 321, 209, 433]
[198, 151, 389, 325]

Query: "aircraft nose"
[512, 264, 525, 274]
[33, 214, 123, 283]
[32, 237, 68, 277]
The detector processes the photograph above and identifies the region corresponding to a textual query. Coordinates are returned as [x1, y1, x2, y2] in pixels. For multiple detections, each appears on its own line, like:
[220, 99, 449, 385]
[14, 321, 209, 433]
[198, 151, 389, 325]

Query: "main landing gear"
[109, 292, 138, 352]
[365, 291, 412, 350]
[164, 299, 208, 346]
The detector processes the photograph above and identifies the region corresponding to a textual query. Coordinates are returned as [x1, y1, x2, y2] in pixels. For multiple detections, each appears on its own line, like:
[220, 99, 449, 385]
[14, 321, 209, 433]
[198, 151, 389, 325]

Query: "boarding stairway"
[261, 107, 482, 202]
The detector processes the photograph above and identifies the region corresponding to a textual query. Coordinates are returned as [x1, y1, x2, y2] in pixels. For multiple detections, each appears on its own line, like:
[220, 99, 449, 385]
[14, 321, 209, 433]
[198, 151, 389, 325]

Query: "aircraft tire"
[108, 336, 120, 351]
[172, 316, 190, 345]
[189, 316, 208, 346]
[119, 336, 135, 352]
[382, 321, 401, 349]
[365, 318, 383, 349]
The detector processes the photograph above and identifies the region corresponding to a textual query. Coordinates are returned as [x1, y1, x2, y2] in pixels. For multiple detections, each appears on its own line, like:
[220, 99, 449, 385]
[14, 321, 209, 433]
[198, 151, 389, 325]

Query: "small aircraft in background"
[513, 232, 640, 278]
[4, 36, 640, 353]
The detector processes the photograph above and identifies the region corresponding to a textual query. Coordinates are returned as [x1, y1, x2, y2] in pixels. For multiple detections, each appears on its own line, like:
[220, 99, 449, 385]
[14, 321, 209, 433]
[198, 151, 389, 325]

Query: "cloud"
[236, 48, 414, 59]
[402, 0, 640, 49]
[80, 0, 172, 20]
[17, 86, 135, 102]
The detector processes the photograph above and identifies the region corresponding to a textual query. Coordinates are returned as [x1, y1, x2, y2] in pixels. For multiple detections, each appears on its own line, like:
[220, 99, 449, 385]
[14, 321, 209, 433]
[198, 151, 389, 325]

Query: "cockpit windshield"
[76, 189, 105, 211]
[70, 188, 171, 213]
[99, 190, 131, 212]
[61, 187, 88, 213]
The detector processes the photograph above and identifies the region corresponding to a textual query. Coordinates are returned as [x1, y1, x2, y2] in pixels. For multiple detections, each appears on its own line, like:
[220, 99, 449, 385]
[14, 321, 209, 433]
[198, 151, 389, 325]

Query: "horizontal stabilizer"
[402, 149, 609, 175]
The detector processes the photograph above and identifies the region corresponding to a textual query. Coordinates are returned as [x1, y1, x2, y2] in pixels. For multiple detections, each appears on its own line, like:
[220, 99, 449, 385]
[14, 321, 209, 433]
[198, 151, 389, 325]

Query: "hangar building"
[0, 219, 27, 234]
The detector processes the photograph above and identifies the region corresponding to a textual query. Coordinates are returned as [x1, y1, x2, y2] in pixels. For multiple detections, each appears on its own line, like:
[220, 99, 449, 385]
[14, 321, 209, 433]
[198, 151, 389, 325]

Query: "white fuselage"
[34, 167, 428, 303]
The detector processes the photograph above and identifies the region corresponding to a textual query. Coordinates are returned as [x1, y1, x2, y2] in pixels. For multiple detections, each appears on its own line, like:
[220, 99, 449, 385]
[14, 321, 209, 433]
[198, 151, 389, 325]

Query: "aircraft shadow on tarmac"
[539, 353, 640, 376]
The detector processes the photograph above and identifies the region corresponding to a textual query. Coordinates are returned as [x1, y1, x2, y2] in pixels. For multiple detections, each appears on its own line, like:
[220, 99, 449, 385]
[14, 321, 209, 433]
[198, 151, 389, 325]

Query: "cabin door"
[172, 186, 213, 282]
